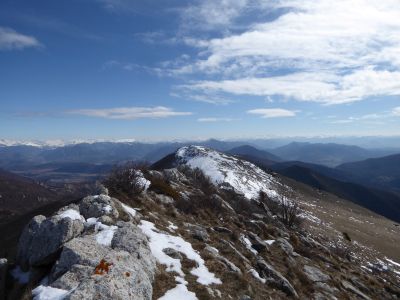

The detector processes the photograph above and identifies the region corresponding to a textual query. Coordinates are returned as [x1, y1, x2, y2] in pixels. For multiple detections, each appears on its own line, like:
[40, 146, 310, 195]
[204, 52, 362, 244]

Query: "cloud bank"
[69, 106, 192, 120]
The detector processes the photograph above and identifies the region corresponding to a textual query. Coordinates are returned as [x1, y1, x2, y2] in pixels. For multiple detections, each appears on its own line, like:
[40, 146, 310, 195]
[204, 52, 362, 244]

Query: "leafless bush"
[148, 176, 180, 200]
[103, 162, 149, 197]
[178, 166, 216, 196]
[258, 191, 302, 228]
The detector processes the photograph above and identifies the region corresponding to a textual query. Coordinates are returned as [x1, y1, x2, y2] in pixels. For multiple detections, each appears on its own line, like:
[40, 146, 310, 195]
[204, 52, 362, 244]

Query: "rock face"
[17, 210, 84, 270]
[79, 195, 119, 220]
[257, 259, 298, 298]
[14, 194, 156, 300]
[303, 265, 330, 283]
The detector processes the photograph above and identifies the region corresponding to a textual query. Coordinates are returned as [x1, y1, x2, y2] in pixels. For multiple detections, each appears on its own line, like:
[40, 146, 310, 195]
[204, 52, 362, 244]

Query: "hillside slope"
[276, 165, 400, 223]
[337, 153, 400, 192]
[3, 146, 400, 299]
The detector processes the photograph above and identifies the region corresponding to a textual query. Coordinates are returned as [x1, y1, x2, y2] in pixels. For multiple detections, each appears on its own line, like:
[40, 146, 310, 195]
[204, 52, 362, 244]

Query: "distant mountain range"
[268, 142, 396, 167]
[337, 154, 400, 193]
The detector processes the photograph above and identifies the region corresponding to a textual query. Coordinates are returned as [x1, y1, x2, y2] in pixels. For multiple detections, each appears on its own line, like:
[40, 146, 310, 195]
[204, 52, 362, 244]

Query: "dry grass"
[152, 265, 178, 300]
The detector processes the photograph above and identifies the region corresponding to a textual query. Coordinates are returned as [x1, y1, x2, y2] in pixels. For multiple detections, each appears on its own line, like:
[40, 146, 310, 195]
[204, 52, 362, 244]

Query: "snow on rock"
[95, 223, 118, 246]
[102, 205, 112, 214]
[240, 234, 258, 255]
[249, 269, 266, 284]
[121, 203, 137, 217]
[386, 258, 400, 268]
[133, 170, 151, 192]
[58, 209, 85, 221]
[176, 146, 279, 200]
[32, 285, 69, 300]
[265, 240, 275, 245]
[139, 220, 221, 285]
[167, 221, 178, 231]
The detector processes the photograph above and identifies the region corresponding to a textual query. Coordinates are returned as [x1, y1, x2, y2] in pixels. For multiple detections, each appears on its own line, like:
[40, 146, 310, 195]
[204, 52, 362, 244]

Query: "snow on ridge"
[176, 145, 279, 200]
[139, 220, 221, 285]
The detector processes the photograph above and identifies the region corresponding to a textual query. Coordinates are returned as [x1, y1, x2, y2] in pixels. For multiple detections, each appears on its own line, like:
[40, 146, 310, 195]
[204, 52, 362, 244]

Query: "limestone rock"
[248, 232, 268, 252]
[341, 280, 372, 300]
[257, 259, 298, 298]
[79, 195, 119, 220]
[17, 213, 84, 270]
[303, 265, 330, 283]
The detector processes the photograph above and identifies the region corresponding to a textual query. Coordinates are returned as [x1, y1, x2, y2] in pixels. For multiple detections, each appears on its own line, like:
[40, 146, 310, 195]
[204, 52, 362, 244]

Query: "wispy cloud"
[0, 27, 42, 50]
[68, 106, 192, 120]
[197, 117, 237, 122]
[247, 108, 298, 118]
[179, 0, 249, 32]
[168, 0, 400, 105]
[393, 107, 400, 116]
[330, 108, 400, 124]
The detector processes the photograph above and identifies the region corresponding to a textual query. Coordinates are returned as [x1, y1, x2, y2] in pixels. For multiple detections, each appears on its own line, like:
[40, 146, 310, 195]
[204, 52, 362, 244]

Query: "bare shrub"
[178, 166, 216, 196]
[148, 176, 180, 200]
[258, 191, 302, 228]
[103, 162, 149, 197]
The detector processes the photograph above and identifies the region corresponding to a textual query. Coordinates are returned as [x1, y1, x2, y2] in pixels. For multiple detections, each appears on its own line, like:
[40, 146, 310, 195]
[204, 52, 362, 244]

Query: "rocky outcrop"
[13, 193, 156, 300]
[17, 207, 84, 270]
[257, 259, 298, 298]
[303, 265, 330, 283]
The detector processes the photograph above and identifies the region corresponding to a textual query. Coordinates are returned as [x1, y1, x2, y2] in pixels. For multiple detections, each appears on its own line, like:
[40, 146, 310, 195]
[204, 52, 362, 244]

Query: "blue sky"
[1, 0, 400, 141]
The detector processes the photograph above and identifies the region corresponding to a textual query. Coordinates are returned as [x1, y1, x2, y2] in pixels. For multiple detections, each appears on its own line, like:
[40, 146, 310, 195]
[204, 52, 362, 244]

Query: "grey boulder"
[257, 259, 298, 298]
[17, 213, 84, 270]
[303, 265, 330, 283]
[79, 195, 119, 220]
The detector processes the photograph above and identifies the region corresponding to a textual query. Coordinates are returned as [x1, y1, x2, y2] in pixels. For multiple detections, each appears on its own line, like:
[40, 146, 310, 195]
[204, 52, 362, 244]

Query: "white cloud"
[0, 27, 42, 50]
[247, 108, 297, 118]
[68, 106, 192, 120]
[330, 109, 400, 124]
[186, 69, 400, 104]
[197, 117, 237, 122]
[172, 0, 400, 105]
[392, 107, 400, 116]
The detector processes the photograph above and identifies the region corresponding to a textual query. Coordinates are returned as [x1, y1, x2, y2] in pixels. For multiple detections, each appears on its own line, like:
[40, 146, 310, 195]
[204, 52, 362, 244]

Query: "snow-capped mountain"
[175, 146, 280, 200]
[0, 139, 138, 148]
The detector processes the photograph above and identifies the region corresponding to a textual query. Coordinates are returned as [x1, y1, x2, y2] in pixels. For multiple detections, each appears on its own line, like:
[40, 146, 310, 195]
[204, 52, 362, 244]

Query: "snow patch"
[139, 220, 221, 285]
[32, 285, 69, 300]
[102, 205, 112, 214]
[167, 221, 178, 231]
[95, 223, 118, 246]
[121, 203, 137, 217]
[265, 239, 275, 245]
[240, 234, 258, 255]
[58, 209, 84, 221]
[249, 269, 266, 283]
[176, 146, 279, 200]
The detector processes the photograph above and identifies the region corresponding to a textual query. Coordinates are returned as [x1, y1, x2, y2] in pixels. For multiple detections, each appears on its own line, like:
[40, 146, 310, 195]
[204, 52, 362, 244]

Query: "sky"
[1, 0, 400, 141]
